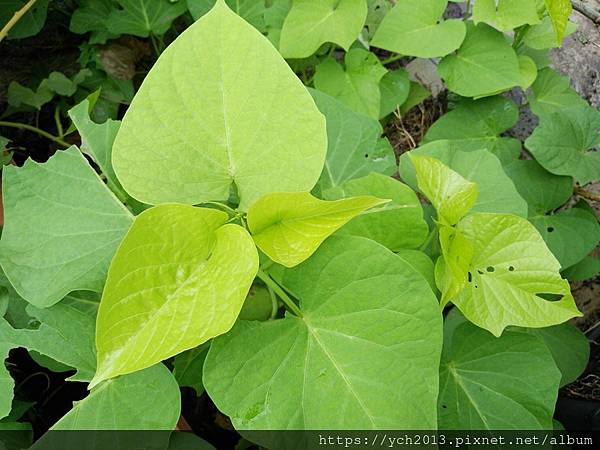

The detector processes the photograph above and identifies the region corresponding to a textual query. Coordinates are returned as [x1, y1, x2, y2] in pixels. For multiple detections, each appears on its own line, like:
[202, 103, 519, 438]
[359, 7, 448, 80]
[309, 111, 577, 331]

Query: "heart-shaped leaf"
[525, 106, 600, 185]
[473, 0, 540, 31]
[438, 22, 521, 98]
[279, 0, 368, 59]
[247, 192, 387, 267]
[204, 236, 442, 431]
[439, 315, 561, 429]
[314, 48, 387, 119]
[528, 68, 587, 116]
[111, 1, 327, 210]
[372, 0, 466, 58]
[450, 213, 581, 336]
[107, 0, 187, 37]
[91, 204, 258, 387]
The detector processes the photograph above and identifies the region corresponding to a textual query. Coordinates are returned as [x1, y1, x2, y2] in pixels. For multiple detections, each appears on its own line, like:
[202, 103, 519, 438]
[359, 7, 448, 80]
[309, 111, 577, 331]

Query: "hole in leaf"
[477, 269, 484, 275]
[509, 266, 515, 272]
[364, 154, 369, 158]
[486, 266, 495, 272]
[547, 226, 555, 233]
[467, 272, 472, 282]
[442, 405, 447, 409]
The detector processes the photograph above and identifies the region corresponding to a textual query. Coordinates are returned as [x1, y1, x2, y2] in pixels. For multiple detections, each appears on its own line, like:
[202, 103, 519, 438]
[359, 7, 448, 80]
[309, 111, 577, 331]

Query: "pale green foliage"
[522, 324, 589, 387]
[439, 316, 561, 429]
[247, 192, 387, 267]
[323, 173, 429, 251]
[423, 96, 521, 163]
[188, 0, 267, 31]
[92, 204, 258, 387]
[279, 0, 368, 58]
[408, 154, 477, 226]
[528, 68, 587, 116]
[0, 148, 133, 308]
[372, 0, 466, 58]
[451, 213, 581, 336]
[523, 16, 576, 49]
[310, 89, 396, 193]
[53, 364, 180, 430]
[111, 1, 327, 210]
[204, 236, 442, 431]
[314, 48, 387, 119]
[473, 0, 540, 31]
[525, 106, 600, 185]
[438, 22, 522, 98]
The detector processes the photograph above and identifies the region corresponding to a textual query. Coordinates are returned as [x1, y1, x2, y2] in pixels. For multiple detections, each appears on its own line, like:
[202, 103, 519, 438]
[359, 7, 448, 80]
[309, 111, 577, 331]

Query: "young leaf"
[92, 204, 258, 387]
[401, 148, 528, 217]
[531, 207, 600, 269]
[517, 54, 538, 89]
[322, 173, 429, 251]
[111, 0, 327, 210]
[0, 148, 133, 308]
[521, 323, 590, 387]
[107, 0, 188, 37]
[247, 192, 387, 267]
[423, 96, 521, 163]
[503, 159, 573, 216]
[450, 213, 581, 336]
[371, 0, 466, 58]
[279, 0, 368, 59]
[436, 225, 474, 306]
[528, 68, 587, 116]
[438, 22, 522, 98]
[0, 0, 49, 40]
[7, 80, 53, 110]
[310, 89, 395, 192]
[53, 364, 180, 430]
[204, 236, 442, 431]
[544, 0, 573, 45]
[472, 0, 540, 32]
[407, 154, 478, 226]
[525, 106, 600, 185]
[439, 318, 561, 429]
[313, 48, 387, 119]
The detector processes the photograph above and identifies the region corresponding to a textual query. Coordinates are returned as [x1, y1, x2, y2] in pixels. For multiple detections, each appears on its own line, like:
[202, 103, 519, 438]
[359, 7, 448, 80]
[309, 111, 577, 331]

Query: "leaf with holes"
[204, 236, 442, 432]
[91, 204, 258, 387]
[449, 213, 581, 336]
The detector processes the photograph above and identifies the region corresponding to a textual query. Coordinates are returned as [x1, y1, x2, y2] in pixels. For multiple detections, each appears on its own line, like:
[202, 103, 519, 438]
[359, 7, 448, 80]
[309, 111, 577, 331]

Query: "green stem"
[464, 0, 471, 19]
[150, 33, 161, 57]
[267, 285, 279, 320]
[0, 121, 70, 148]
[419, 227, 437, 252]
[380, 53, 404, 65]
[256, 269, 303, 317]
[54, 105, 64, 138]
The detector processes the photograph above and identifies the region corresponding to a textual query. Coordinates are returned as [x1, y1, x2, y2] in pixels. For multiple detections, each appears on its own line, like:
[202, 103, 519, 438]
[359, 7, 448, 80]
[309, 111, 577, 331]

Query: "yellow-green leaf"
[409, 154, 478, 226]
[91, 204, 258, 387]
[247, 192, 388, 267]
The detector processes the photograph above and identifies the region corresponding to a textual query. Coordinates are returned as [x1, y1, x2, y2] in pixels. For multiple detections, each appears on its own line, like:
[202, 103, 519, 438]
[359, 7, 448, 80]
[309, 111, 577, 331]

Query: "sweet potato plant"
[0, 0, 598, 448]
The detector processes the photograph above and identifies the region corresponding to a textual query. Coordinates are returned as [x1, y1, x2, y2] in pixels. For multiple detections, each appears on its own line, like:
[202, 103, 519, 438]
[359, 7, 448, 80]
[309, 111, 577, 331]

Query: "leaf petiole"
[256, 269, 303, 317]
